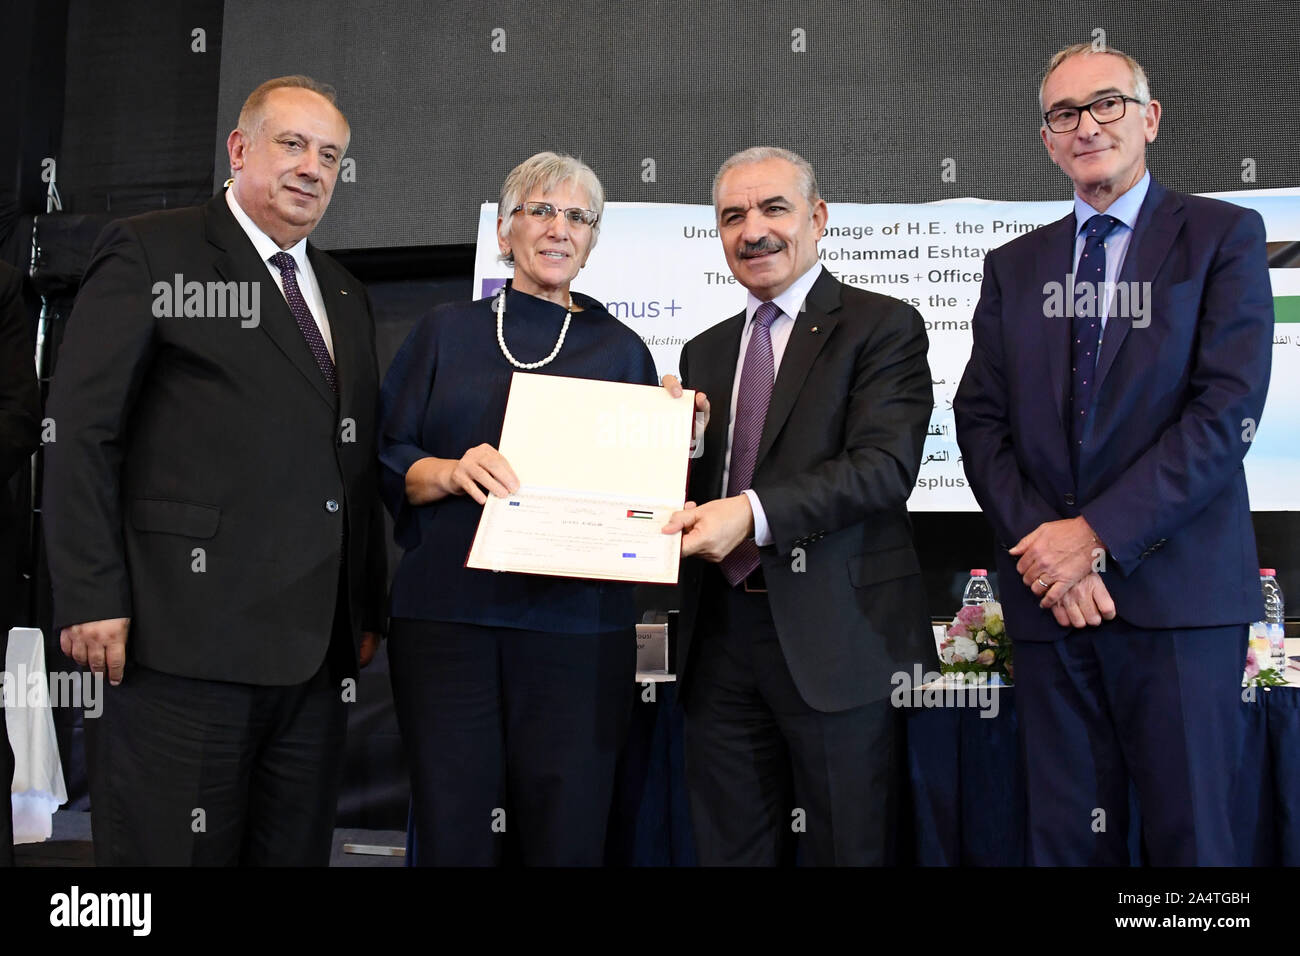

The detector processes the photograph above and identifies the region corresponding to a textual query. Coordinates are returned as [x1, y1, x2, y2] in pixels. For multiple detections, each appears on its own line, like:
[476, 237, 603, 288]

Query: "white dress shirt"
[721, 260, 824, 547]
[1071, 169, 1150, 335]
[225, 187, 335, 360]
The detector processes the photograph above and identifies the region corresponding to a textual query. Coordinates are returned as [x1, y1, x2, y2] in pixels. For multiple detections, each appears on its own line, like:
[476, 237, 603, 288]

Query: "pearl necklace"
[494, 287, 572, 370]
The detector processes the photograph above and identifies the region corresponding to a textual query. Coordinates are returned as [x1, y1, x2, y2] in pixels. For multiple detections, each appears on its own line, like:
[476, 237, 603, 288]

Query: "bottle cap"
[970, 569, 988, 576]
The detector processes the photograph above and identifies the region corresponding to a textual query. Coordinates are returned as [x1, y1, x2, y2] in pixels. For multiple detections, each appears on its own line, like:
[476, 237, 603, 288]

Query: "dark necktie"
[269, 251, 337, 392]
[1069, 214, 1121, 474]
[720, 301, 780, 586]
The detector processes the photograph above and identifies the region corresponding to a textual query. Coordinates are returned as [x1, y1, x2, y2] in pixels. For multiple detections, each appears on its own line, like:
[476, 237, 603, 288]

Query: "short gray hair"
[497, 152, 605, 266]
[1038, 43, 1152, 114]
[237, 75, 350, 148]
[712, 146, 821, 211]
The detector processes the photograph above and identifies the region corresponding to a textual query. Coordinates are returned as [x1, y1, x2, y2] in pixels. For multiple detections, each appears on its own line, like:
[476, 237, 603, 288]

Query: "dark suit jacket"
[0, 261, 41, 617]
[1, 260, 41, 868]
[44, 192, 386, 685]
[676, 268, 937, 712]
[1, 261, 41, 625]
[954, 178, 1273, 639]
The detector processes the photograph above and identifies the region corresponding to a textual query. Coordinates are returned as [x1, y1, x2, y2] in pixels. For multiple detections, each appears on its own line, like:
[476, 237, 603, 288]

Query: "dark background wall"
[59, 0, 224, 216]
[5, 0, 1299, 828]
[208, 0, 1299, 613]
[216, 0, 1300, 249]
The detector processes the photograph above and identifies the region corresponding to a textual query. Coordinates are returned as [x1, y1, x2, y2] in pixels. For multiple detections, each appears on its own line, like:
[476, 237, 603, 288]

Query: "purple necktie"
[270, 251, 337, 392]
[720, 301, 780, 586]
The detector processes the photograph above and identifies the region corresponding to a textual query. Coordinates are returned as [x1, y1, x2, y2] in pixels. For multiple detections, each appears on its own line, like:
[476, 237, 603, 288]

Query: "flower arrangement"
[939, 601, 1012, 683]
[1244, 641, 1286, 688]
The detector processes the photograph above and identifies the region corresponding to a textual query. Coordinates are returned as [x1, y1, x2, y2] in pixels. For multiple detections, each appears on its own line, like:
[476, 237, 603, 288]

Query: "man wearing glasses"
[955, 44, 1272, 865]
[380, 152, 659, 865]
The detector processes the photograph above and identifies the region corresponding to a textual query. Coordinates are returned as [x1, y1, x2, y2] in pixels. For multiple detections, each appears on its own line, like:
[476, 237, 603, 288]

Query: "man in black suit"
[0, 261, 42, 867]
[43, 76, 385, 865]
[663, 147, 935, 865]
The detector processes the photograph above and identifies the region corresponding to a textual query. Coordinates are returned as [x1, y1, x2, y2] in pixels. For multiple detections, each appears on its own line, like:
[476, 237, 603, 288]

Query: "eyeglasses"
[511, 201, 599, 228]
[1043, 95, 1144, 133]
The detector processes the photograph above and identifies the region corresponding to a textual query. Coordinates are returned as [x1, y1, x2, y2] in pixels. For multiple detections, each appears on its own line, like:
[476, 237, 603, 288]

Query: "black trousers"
[84, 657, 348, 866]
[83, 602, 353, 866]
[682, 568, 902, 866]
[388, 618, 634, 866]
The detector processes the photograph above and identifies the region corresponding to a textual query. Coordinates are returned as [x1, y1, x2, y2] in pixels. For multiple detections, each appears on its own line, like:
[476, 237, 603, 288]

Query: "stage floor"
[12, 811, 408, 866]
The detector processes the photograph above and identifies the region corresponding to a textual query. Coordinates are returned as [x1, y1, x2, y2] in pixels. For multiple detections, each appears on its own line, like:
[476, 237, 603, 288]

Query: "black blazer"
[0, 261, 41, 628]
[677, 269, 937, 712]
[44, 193, 385, 685]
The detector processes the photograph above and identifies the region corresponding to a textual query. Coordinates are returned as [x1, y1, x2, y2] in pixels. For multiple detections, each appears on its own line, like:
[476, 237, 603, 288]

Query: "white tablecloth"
[4, 627, 68, 843]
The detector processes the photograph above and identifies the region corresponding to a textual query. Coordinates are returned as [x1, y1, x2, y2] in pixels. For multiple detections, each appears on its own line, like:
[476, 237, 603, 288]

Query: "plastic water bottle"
[1261, 569, 1286, 671]
[963, 569, 994, 606]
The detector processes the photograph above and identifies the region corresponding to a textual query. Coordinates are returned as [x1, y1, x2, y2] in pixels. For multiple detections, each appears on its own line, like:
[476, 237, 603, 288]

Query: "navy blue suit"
[377, 286, 658, 865]
[954, 178, 1273, 864]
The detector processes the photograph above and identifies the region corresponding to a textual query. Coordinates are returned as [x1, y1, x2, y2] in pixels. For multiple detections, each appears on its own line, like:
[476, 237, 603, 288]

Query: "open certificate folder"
[466, 372, 696, 584]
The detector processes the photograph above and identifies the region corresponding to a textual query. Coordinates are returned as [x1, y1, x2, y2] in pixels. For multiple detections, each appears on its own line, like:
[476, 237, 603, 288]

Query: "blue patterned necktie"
[1069, 214, 1121, 474]
[269, 251, 337, 392]
[720, 301, 780, 586]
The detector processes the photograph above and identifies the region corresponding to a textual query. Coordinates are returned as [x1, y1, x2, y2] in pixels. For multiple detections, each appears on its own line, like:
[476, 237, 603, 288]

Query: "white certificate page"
[466, 372, 695, 584]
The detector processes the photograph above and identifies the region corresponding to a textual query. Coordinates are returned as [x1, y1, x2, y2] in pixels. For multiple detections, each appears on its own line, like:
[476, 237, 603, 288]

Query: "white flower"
[983, 602, 1005, 637]
[947, 635, 979, 663]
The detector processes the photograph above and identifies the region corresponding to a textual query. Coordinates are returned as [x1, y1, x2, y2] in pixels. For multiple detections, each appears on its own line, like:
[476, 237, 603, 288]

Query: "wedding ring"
[1036, 577, 1050, 588]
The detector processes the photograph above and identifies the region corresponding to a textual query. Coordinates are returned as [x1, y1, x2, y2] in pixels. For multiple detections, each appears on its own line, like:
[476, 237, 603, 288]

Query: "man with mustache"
[44, 76, 386, 865]
[954, 44, 1272, 864]
[663, 147, 935, 864]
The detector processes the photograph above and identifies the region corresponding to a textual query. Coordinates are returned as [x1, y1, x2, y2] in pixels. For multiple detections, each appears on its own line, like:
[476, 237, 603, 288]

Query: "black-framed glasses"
[1043, 95, 1144, 133]
[511, 201, 599, 228]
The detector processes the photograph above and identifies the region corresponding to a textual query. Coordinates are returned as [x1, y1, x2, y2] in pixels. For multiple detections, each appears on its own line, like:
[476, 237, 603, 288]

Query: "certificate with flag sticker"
[466, 372, 695, 584]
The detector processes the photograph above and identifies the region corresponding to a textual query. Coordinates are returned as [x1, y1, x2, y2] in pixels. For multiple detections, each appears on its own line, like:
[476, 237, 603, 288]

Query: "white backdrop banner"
[474, 190, 1300, 511]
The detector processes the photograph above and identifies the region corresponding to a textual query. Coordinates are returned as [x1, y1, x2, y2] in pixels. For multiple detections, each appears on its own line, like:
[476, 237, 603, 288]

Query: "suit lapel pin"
[810, 325, 819, 333]
[340, 290, 348, 295]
